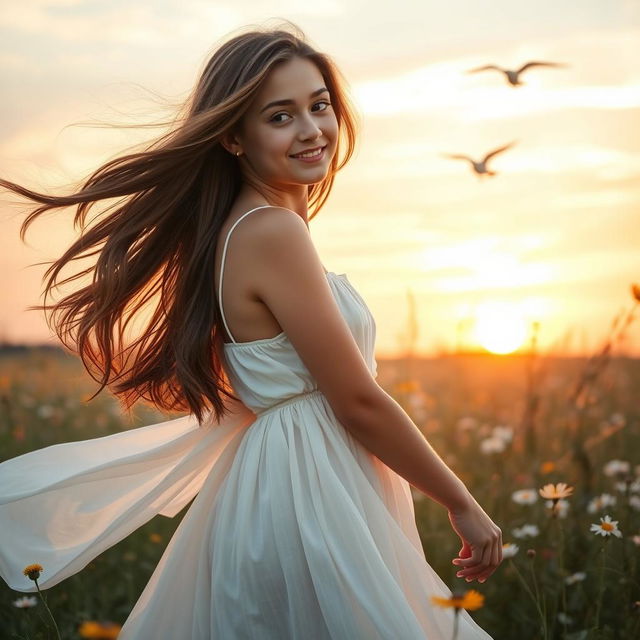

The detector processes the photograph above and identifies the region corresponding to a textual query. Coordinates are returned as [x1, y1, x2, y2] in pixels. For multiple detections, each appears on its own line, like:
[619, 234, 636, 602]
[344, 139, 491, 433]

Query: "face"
[230, 56, 339, 190]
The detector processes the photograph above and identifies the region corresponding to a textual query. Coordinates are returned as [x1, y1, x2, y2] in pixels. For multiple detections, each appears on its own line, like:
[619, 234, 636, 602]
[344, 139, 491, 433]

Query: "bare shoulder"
[240, 206, 309, 241]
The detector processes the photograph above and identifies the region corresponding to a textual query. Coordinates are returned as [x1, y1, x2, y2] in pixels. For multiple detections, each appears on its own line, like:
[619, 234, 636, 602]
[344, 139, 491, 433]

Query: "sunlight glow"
[471, 301, 529, 354]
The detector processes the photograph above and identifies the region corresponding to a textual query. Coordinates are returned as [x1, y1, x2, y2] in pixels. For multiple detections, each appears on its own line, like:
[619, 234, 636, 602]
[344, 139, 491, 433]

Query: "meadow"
[0, 340, 639, 639]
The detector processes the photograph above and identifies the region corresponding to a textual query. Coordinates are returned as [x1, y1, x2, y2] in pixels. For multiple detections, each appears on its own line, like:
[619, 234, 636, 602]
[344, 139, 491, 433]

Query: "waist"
[254, 389, 325, 417]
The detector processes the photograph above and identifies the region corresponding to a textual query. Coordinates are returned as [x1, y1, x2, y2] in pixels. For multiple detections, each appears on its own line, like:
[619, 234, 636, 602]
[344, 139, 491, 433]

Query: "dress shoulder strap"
[217, 205, 275, 343]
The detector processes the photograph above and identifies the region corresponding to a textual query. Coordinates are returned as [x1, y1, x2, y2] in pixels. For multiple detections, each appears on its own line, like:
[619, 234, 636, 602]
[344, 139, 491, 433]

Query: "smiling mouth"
[290, 145, 327, 158]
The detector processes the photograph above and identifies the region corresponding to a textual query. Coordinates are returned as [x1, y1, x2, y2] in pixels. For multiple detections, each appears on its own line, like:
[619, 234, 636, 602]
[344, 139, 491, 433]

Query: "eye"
[270, 100, 332, 123]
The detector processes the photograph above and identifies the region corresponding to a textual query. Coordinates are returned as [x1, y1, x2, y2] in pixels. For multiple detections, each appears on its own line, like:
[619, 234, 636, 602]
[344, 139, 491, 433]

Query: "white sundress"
[0, 205, 494, 639]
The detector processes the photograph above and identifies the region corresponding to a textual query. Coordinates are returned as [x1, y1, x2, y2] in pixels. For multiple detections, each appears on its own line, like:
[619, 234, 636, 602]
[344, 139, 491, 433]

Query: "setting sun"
[471, 301, 529, 354]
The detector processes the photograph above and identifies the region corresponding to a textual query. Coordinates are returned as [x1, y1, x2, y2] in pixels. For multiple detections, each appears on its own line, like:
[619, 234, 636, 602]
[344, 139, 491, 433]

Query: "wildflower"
[540, 482, 573, 519]
[431, 589, 485, 611]
[492, 425, 513, 443]
[539, 461, 555, 474]
[526, 548, 536, 558]
[539, 482, 574, 501]
[545, 498, 570, 518]
[603, 459, 630, 477]
[23, 564, 43, 581]
[629, 496, 640, 511]
[512, 489, 538, 505]
[480, 436, 506, 454]
[564, 571, 587, 585]
[557, 612, 573, 625]
[614, 478, 640, 493]
[21, 563, 61, 640]
[632, 535, 640, 546]
[12, 596, 38, 608]
[590, 514, 622, 538]
[502, 543, 519, 558]
[149, 533, 162, 544]
[78, 620, 122, 639]
[587, 493, 617, 513]
[512, 524, 540, 539]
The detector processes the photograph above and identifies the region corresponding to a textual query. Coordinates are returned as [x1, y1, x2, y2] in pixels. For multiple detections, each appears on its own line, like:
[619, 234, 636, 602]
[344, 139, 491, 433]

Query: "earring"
[236, 150, 242, 157]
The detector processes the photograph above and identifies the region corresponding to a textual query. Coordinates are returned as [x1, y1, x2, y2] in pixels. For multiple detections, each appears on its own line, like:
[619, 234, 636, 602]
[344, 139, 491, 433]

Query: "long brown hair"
[0, 20, 360, 426]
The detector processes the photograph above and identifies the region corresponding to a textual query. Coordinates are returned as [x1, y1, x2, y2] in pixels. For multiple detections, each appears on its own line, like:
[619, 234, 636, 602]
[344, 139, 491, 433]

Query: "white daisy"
[492, 425, 513, 443]
[502, 543, 519, 558]
[590, 514, 622, 538]
[12, 596, 38, 608]
[564, 571, 586, 585]
[614, 478, 640, 493]
[603, 459, 631, 477]
[512, 524, 540, 539]
[512, 489, 538, 505]
[480, 436, 506, 454]
[587, 493, 617, 513]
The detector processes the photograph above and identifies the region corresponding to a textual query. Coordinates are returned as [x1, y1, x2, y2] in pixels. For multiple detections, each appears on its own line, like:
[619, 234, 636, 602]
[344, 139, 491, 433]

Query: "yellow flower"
[539, 482, 574, 500]
[540, 461, 556, 474]
[78, 620, 122, 639]
[431, 589, 485, 611]
[149, 533, 162, 543]
[22, 563, 43, 581]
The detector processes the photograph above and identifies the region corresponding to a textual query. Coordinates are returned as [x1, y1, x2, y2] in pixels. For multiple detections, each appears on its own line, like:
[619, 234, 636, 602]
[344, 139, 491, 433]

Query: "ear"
[220, 131, 241, 156]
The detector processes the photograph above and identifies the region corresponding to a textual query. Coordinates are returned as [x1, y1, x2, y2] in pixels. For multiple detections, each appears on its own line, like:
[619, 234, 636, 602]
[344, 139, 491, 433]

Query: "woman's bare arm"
[248, 207, 503, 582]
[336, 389, 472, 511]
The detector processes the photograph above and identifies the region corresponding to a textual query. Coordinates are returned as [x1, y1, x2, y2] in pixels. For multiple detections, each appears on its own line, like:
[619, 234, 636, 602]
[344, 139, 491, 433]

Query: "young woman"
[0, 22, 500, 639]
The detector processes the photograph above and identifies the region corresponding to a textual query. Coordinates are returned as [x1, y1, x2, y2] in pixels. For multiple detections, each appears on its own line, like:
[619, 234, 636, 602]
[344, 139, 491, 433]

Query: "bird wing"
[517, 61, 566, 73]
[466, 65, 503, 74]
[483, 141, 517, 162]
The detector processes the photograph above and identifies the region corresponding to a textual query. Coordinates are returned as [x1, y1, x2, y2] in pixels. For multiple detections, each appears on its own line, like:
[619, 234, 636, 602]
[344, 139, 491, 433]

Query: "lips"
[290, 145, 326, 158]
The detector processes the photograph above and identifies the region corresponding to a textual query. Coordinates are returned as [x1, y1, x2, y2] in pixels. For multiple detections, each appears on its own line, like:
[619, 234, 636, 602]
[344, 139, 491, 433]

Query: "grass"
[0, 336, 639, 639]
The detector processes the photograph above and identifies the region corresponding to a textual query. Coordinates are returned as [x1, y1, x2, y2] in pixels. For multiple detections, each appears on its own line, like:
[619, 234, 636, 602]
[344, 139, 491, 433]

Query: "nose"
[297, 112, 323, 142]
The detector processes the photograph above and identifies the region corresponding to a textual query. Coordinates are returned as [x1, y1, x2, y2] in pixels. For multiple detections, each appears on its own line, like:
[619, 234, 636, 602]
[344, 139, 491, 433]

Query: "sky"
[1, 0, 639, 358]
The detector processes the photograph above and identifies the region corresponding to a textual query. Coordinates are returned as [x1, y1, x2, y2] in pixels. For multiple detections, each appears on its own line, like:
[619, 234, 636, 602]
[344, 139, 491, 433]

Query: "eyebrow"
[259, 87, 330, 114]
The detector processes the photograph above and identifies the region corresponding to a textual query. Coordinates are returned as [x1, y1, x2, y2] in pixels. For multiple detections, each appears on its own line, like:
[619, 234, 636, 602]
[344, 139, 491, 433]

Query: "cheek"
[258, 129, 292, 158]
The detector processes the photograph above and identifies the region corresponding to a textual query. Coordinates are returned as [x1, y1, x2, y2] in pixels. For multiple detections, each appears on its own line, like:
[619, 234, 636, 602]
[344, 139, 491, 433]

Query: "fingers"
[454, 544, 485, 580]
[455, 546, 488, 581]
[454, 531, 503, 583]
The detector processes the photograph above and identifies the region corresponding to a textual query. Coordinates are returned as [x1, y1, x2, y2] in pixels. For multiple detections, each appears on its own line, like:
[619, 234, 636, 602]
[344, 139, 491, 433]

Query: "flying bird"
[466, 61, 568, 86]
[440, 141, 518, 177]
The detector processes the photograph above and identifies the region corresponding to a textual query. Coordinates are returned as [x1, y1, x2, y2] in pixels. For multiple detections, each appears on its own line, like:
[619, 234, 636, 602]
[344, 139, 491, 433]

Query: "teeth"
[295, 147, 323, 158]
